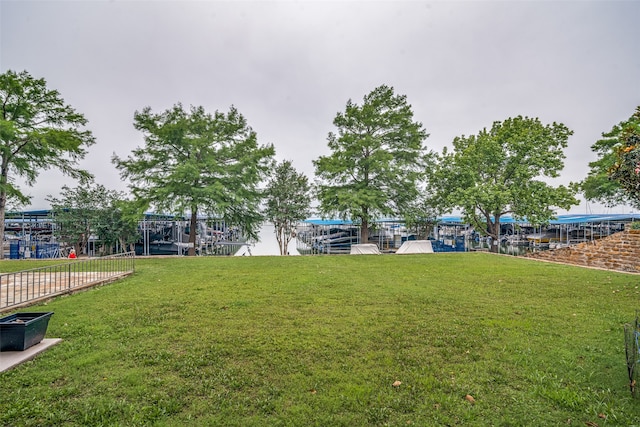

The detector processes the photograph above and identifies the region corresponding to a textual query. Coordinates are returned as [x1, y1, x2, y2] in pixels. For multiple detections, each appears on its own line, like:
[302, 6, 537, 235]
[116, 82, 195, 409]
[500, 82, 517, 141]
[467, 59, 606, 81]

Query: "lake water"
[234, 223, 299, 256]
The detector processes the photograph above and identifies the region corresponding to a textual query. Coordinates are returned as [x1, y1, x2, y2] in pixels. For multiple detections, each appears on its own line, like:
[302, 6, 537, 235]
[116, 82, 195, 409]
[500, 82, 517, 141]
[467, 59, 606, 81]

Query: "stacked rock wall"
[525, 227, 640, 273]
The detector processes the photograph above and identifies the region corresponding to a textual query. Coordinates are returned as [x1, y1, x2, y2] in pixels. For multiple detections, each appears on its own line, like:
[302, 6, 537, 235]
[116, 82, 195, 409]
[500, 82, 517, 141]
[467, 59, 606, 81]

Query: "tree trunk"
[0, 190, 5, 260]
[188, 210, 198, 256]
[275, 223, 284, 255]
[0, 160, 8, 260]
[361, 217, 369, 244]
[275, 222, 292, 255]
[488, 218, 501, 253]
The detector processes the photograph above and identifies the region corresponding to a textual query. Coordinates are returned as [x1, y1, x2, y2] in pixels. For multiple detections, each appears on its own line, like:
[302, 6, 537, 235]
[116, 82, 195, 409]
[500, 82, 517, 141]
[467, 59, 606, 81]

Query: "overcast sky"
[1, 0, 639, 214]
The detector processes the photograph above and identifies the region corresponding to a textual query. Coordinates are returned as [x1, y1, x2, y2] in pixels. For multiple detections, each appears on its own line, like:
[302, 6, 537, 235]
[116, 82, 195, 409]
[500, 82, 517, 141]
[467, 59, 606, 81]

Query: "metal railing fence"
[0, 251, 135, 311]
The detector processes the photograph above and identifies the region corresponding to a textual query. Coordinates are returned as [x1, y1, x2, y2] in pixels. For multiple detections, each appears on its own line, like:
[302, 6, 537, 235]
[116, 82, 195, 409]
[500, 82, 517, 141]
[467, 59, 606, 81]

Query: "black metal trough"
[0, 312, 54, 351]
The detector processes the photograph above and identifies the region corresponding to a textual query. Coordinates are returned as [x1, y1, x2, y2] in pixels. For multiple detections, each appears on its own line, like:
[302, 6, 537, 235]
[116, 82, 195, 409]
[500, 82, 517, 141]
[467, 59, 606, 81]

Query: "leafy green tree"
[264, 160, 312, 255]
[0, 70, 95, 257]
[113, 103, 275, 255]
[402, 188, 442, 239]
[582, 107, 640, 208]
[47, 184, 138, 255]
[433, 116, 577, 252]
[313, 85, 430, 243]
[96, 199, 143, 254]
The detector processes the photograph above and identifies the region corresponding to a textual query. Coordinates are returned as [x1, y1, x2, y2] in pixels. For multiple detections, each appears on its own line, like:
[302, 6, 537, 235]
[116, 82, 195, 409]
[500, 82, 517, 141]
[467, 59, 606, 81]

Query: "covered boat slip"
[296, 214, 640, 255]
[3, 210, 246, 258]
[295, 220, 360, 255]
[2, 210, 56, 259]
[136, 213, 245, 256]
[296, 218, 450, 254]
[493, 214, 639, 248]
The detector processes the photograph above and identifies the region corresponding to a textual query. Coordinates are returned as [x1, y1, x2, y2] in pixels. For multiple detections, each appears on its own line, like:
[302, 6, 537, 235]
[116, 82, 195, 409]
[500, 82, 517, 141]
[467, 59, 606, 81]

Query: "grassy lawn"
[1, 253, 639, 426]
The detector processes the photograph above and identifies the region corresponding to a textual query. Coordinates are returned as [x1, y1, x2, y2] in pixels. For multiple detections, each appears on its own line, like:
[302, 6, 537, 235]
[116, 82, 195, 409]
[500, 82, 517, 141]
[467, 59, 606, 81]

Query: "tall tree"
[582, 106, 640, 209]
[0, 70, 95, 257]
[402, 187, 442, 240]
[113, 103, 274, 255]
[313, 85, 430, 243]
[97, 199, 142, 254]
[433, 116, 577, 252]
[47, 184, 139, 255]
[264, 160, 312, 255]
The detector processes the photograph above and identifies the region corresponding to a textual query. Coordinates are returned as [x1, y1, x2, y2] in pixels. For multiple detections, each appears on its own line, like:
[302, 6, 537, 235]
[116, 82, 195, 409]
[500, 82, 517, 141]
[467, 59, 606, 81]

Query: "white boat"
[526, 231, 559, 244]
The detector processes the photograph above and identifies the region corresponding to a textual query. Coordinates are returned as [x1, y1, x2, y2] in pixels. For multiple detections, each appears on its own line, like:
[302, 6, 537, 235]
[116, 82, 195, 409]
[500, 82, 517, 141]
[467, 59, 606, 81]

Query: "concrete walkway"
[0, 338, 62, 372]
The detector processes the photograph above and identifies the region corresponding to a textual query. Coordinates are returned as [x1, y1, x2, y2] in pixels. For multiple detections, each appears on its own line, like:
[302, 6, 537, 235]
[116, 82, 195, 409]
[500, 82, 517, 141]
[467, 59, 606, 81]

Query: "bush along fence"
[0, 252, 135, 312]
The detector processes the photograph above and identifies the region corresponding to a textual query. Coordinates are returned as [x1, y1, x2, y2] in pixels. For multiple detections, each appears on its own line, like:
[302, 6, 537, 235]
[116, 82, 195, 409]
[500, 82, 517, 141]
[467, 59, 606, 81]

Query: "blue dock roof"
[303, 214, 640, 226]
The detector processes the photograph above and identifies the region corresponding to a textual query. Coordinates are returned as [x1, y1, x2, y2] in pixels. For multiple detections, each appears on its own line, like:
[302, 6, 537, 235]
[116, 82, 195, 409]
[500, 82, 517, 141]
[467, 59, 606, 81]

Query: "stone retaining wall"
[526, 227, 640, 273]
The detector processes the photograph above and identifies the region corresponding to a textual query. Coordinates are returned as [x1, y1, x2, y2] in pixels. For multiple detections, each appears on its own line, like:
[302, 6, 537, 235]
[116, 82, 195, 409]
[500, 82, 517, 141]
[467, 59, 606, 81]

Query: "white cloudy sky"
[1, 0, 639, 213]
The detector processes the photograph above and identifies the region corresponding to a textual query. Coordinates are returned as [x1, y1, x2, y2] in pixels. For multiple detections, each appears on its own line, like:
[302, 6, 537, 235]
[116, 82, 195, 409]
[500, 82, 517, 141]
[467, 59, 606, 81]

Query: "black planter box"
[0, 312, 54, 352]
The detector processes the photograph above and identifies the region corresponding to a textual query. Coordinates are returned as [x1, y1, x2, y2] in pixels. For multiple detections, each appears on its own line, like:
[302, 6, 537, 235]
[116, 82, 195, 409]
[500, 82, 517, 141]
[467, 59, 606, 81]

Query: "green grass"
[1, 253, 640, 426]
